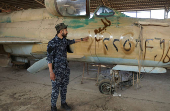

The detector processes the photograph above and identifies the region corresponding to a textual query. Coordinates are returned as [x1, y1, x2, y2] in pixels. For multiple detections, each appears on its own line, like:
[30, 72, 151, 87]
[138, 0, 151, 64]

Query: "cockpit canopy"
[95, 6, 115, 17]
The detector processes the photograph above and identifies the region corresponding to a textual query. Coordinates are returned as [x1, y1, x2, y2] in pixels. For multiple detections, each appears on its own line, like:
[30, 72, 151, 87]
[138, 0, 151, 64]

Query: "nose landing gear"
[98, 70, 141, 95]
[98, 79, 114, 95]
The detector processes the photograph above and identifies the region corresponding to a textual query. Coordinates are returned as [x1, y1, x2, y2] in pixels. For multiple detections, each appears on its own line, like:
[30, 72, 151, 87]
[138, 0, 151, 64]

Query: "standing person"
[46, 23, 88, 111]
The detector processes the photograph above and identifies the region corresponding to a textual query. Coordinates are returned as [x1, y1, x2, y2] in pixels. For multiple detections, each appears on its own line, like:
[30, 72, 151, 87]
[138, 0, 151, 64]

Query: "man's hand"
[50, 72, 56, 81]
[83, 36, 89, 42]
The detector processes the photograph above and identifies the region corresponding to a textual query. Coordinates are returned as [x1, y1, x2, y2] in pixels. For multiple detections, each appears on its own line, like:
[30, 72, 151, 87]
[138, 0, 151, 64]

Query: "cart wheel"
[98, 79, 114, 95]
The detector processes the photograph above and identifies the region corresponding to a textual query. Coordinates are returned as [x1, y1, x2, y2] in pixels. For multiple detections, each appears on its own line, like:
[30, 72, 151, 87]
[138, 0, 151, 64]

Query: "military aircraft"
[0, 0, 170, 74]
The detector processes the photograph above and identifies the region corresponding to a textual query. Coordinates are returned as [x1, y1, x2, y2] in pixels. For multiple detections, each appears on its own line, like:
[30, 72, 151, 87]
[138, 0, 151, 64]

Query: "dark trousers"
[51, 80, 67, 107]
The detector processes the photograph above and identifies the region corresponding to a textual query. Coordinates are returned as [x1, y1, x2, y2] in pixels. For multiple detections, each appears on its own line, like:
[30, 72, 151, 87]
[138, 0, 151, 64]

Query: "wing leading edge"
[0, 37, 41, 44]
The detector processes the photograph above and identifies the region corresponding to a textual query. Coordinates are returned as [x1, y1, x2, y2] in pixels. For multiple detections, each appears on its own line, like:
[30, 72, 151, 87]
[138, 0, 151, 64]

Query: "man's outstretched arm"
[75, 36, 89, 43]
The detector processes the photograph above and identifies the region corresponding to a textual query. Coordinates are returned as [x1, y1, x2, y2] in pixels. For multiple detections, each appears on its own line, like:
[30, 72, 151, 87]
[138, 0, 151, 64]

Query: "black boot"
[61, 103, 71, 111]
[51, 106, 57, 111]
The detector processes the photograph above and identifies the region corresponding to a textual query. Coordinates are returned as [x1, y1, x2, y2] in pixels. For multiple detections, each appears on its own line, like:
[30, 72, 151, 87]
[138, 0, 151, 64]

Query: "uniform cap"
[55, 23, 68, 31]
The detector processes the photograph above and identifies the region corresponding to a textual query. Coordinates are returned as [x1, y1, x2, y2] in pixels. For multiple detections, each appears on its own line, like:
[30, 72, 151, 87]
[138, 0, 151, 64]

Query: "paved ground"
[0, 61, 170, 111]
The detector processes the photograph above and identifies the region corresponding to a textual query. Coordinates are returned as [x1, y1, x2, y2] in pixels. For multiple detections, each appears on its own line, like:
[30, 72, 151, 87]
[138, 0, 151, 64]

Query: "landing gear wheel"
[98, 79, 114, 95]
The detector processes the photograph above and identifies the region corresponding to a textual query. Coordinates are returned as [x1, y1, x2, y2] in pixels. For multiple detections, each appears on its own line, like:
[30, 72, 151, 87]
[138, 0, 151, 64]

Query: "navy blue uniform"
[46, 35, 75, 107]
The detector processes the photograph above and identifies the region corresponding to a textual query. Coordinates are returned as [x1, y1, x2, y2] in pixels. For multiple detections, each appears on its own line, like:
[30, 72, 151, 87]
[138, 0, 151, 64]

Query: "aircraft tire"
[98, 79, 114, 95]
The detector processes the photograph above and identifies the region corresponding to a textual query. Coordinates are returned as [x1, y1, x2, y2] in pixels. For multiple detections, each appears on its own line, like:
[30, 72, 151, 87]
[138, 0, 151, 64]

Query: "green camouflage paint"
[0, 17, 11, 23]
[64, 18, 98, 29]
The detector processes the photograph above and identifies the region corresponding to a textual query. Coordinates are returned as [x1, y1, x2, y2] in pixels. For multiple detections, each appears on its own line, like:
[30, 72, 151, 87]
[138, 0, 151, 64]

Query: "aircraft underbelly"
[3, 44, 33, 56]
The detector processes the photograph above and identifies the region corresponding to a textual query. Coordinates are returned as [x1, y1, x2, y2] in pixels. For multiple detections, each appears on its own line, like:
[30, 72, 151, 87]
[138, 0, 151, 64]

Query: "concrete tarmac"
[0, 62, 170, 111]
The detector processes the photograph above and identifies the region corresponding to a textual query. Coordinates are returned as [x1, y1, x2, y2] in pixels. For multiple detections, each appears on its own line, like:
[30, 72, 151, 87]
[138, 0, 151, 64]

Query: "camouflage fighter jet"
[0, 0, 170, 74]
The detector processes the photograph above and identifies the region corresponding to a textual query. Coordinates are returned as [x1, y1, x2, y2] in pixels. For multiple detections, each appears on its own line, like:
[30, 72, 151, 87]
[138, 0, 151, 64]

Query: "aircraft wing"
[112, 65, 166, 73]
[67, 55, 84, 59]
[27, 55, 85, 74]
[0, 37, 41, 44]
[135, 21, 169, 27]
